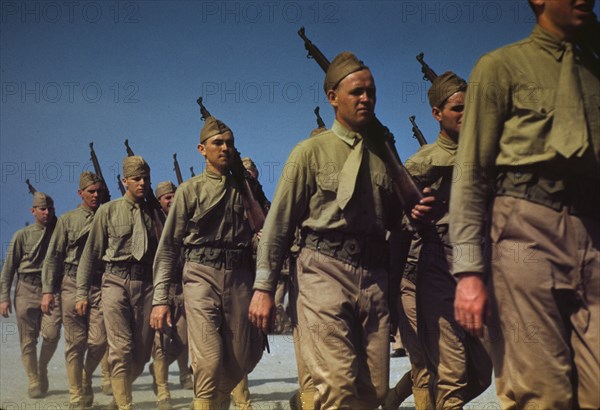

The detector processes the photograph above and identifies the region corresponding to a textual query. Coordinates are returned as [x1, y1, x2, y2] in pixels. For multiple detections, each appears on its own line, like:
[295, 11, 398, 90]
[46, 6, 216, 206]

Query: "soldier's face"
[123, 175, 150, 202]
[31, 206, 54, 226]
[534, 0, 596, 38]
[433, 91, 465, 142]
[328, 69, 376, 132]
[198, 132, 235, 175]
[79, 182, 105, 211]
[159, 193, 175, 215]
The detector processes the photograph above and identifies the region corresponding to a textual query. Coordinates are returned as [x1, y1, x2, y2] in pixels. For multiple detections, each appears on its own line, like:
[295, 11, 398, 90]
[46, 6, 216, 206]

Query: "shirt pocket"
[108, 224, 132, 255]
[508, 86, 555, 155]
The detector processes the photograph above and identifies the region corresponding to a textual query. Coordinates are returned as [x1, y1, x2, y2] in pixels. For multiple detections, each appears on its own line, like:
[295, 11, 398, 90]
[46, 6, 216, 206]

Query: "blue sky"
[1, 0, 596, 254]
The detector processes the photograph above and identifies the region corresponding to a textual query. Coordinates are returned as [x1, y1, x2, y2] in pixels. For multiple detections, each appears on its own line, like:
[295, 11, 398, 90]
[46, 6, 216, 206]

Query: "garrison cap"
[324, 51, 368, 94]
[122, 156, 150, 178]
[200, 116, 232, 144]
[428, 71, 467, 108]
[155, 181, 176, 199]
[32, 192, 54, 208]
[242, 157, 258, 177]
[79, 171, 103, 190]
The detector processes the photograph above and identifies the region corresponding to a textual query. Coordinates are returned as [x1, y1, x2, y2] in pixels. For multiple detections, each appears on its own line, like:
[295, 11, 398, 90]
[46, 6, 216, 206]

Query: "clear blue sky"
[1, 1, 596, 254]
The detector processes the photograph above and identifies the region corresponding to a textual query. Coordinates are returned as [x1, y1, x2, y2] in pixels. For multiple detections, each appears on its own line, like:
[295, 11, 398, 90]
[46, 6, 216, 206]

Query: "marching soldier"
[151, 117, 263, 409]
[77, 156, 157, 410]
[1, 192, 62, 398]
[41, 171, 109, 409]
[451, 2, 600, 408]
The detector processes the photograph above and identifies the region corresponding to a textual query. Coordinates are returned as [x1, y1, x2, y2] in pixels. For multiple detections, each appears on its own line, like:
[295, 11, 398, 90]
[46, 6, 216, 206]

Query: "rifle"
[190, 167, 196, 178]
[26, 179, 37, 195]
[117, 175, 126, 196]
[297, 27, 424, 215]
[196, 97, 268, 231]
[416, 52, 438, 83]
[173, 153, 184, 185]
[122, 140, 166, 239]
[409, 116, 428, 147]
[314, 106, 326, 129]
[124, 139, 135, 157]
[89, 142, 111, 202]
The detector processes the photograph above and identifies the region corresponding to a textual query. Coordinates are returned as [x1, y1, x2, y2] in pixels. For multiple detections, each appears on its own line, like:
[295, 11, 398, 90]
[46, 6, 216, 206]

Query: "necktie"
[548, 42, 589, 158]
[131, 204, 148, 261]
[337, 136, 364, 210]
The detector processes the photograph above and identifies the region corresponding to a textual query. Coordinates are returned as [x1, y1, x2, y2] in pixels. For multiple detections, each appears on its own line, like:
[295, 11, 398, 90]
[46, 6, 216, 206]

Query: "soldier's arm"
[0, 231, 25, 316]
[41, 217, 67, 314]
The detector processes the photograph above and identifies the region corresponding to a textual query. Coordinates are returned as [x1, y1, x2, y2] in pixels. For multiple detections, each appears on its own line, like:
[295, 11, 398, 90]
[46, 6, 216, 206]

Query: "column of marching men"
[1, 3, 599, 409]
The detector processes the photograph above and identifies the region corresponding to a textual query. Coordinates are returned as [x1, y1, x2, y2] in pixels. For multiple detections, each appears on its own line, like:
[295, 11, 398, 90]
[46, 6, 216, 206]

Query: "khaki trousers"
[151, 284, 188, 363]
[183, 261, 262, 401]
[417, 233, 492, 409]
[61, 275, 107, 367]
[397, 277, 429, 392]
[488, 196, 600, 409]
[15, 278, 62, 364]
[295, 248, 389, 409]
[101, 272, 154, 381]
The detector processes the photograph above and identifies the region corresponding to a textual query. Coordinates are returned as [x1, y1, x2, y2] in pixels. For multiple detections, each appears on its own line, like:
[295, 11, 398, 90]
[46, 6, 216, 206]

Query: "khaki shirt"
[152, 170, 253, 305]
[406, 132, 457, 227]
[42, 205, 95, 293]
[1, 221, 55, 302]
[76, 195, 157, 301]
[254, 120, 403, 292]
[450, 25, 600, 275]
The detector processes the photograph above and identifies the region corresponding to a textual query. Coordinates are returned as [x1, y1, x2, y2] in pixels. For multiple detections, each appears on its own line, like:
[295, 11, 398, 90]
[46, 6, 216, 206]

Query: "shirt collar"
[531, 24, 572, 62]
[436, 132, 458, 153]
[331, 120, 363, 148]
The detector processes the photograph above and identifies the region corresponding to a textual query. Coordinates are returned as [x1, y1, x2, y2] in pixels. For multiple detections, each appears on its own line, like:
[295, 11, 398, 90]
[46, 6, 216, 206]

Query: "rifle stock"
[173, 153, 184, 185]
[117, 175, 126, 196]
[297, 27, 424, 215]
[416, 52, 438, 83]
[314, 106, 326, 129]
[409, 116, 428, 147]
[89, 142, 111, 202]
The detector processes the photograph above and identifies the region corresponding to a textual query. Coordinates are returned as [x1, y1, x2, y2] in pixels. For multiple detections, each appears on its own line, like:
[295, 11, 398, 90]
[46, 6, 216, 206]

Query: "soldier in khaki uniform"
[77, 156, 157, 410]
[148, 180, 192, 410]
[403, 72, 492, 409]
[151, 117, 263, 410]
[451, 2, 599, 409]
[41, 171, 108, 409]
[248, 52, 434, 409]
[0, 192, 62, 398]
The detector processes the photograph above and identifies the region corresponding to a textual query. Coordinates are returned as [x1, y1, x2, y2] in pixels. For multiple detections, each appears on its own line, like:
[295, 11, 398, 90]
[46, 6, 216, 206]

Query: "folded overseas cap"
[33, 192, 54, 208]
[200, 116, 232, 144]
[155, 181, 176, 199]
[79, 171, 103, 190]
[323, 51, 368, 94]
[123, 156, 150, 178]
[427, 71, 467, 108]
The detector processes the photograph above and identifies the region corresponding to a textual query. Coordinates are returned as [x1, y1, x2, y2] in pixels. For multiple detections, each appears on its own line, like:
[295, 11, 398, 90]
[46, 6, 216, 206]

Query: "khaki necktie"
[131, 204, 148, 261]
[548, 42, 589, 158]
[336, 136, 364, 210]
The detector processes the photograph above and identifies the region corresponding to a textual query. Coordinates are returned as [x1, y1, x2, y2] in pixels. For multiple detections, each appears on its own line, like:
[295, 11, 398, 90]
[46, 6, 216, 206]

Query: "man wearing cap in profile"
[41, 171, 109, 409]
[148, 180, 193, 410]
[248, 52, 435, 408]
[151, 117, 263, 409]
[77, 156, 157, 410]
[0, 191, 61, 399]
[394, 72, 492, 409]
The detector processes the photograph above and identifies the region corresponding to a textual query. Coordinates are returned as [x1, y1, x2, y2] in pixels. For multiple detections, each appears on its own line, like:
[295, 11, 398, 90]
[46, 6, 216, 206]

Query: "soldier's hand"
[0, 300, 12, 318]
[40, 293, 55, 314]
[248, 290, 274, 334]
[75, 300, 89, 317]
[150, 305, 172, 331]
[411, 187, 437, 223]
[454, 273, 489, 338]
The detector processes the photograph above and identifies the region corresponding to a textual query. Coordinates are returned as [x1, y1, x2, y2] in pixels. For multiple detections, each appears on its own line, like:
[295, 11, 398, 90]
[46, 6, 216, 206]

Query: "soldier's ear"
[197, 143, 206, 157]
[327, 89, 337, 108]
[432, 106, 442, 122]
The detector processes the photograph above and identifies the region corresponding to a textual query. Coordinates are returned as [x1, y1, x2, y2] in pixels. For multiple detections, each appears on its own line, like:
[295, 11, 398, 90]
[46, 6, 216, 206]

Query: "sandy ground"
[0, 314, 500, 409]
